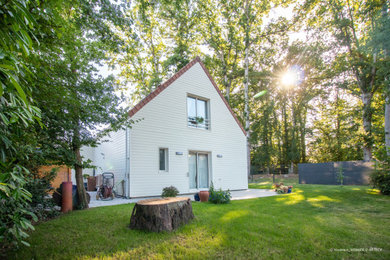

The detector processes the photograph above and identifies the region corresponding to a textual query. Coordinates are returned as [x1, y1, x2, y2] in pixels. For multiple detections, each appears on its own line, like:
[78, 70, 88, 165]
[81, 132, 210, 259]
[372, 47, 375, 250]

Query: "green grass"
[10, 180, 390, 259]
[249, 174, 299, 189]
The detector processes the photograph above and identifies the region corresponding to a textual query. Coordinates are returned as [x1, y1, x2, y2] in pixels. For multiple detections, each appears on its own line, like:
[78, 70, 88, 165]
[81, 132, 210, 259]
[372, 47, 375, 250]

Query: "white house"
[79, 57, 248, 198]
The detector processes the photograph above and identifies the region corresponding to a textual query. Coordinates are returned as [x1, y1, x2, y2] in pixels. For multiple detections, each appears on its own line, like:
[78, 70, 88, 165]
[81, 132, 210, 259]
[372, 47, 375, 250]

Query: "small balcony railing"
[188, 116, 210, 130]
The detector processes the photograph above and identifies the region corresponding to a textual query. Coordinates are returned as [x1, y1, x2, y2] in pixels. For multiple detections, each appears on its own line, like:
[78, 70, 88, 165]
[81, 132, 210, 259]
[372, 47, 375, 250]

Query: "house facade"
[78, 57, 248, 198]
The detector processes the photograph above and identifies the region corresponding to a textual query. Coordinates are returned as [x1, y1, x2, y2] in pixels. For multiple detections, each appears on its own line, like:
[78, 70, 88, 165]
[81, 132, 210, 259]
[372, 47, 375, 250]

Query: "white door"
[189, 152, 209, 190]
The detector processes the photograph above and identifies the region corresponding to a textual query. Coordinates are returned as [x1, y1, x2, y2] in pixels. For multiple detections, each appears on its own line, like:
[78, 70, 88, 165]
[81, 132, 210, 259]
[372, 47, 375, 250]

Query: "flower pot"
[199, 191, 209, 202]
[61, 181, 73, 213]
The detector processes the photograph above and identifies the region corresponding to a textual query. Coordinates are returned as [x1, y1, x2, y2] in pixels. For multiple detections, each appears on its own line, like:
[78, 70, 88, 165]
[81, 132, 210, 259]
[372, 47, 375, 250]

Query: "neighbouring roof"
[128, 56, 246, 135]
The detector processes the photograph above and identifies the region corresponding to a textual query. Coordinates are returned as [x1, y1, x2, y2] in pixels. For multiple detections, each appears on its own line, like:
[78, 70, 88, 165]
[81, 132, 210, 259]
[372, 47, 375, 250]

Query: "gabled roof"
[128, 57, 246, 135]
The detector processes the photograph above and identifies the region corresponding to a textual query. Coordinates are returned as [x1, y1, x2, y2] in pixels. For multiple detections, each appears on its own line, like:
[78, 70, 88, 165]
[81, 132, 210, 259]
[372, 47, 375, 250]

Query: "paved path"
[88, 189, 278, 208]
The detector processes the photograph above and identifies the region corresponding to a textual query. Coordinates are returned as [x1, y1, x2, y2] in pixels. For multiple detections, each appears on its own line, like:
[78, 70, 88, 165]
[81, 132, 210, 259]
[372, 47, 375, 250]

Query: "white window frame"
[187, 95, 210, 130]
[159, 148, 169, 172]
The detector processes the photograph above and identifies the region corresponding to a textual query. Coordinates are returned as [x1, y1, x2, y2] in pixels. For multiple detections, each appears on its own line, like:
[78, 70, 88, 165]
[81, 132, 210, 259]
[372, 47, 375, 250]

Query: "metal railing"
[187, 117, 210, 130]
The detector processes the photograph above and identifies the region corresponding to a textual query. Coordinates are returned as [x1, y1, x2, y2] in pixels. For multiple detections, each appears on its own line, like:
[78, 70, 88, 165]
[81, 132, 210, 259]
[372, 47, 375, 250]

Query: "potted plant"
[274, 183, 293, 194]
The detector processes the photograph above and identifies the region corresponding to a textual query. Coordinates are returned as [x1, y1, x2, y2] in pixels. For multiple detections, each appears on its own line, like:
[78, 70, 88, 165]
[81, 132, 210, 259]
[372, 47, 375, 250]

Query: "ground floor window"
[159, 148, 168, 172]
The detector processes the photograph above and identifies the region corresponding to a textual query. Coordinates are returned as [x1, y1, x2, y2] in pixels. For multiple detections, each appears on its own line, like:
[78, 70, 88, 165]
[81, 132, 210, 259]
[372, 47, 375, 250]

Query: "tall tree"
[369, 2, 390, 155]
[239, 0, 277, 176]
[115, 0, 167, 101]
[304, 0, 385, 161]
[30, 0, 131, 209]
[199, 0, 243, 103]
[159, 0, 202, 73]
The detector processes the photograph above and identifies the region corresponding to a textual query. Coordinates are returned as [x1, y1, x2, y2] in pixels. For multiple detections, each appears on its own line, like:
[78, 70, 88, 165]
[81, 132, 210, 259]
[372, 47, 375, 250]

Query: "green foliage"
[24, 168, 57, 207]
[0, 0, 44, 251]
[371, 170, 390, 195]
[209, 184, 231, 204]
[0, 162, 37, 250]
[161, 186, 179, 197]
[308, 87, 364, 162]
[26, 0, 132, 209]
[23, 168, 61, 222]
[0, 0, 36, 108]
[371, 147, 390, 195]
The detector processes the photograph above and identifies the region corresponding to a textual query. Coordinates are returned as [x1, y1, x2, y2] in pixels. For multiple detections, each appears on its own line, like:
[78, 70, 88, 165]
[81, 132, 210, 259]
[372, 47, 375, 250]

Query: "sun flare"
[281, 70, 298, 87]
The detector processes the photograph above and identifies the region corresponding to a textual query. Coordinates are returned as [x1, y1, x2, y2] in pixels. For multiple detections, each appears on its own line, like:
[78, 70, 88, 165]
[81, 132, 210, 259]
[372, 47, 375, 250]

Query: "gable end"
[128, 57, 246, 136]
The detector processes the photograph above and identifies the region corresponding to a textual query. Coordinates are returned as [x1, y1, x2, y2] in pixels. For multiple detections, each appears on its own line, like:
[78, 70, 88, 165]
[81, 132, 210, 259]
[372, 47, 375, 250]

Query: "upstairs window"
[159, 148, 168, 172]
[187, 96, 209, 129]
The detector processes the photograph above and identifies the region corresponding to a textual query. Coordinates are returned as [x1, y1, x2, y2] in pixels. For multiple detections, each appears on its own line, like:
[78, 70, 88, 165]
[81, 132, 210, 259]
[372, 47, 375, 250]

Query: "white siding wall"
[93, 130, 127, 195]
[75, 131, 127, 195]
[70, 146, 95, 184]
[129, 63, 247, 197]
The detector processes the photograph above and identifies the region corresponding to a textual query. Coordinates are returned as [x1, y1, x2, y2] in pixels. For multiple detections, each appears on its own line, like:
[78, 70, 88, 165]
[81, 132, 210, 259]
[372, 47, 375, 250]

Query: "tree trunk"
[383, 5, 389, 156]
[282, 96, 289, 169]
[335, 88, 342, 161]
[244, 45, 250, 178]
[362, 91, 373, 161]
[74, 147, 89, 209]
[73, 125, 89, 209]
[386, 96, 390, 155]
[243, 0, 251, 178]
[299, 109, 307, 163]
[225, 74, 230, 104]
[130, 197, 194, 232]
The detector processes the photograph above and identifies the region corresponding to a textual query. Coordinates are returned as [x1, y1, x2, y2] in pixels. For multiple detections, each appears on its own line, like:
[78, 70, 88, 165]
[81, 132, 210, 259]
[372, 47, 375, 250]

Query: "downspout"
[125, 127, 131, 198]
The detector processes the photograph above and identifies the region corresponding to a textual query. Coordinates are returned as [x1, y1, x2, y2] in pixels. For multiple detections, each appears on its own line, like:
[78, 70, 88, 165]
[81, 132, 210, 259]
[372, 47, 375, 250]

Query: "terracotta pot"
[61, 181, 73, 213]
[199, 191, 209, 202]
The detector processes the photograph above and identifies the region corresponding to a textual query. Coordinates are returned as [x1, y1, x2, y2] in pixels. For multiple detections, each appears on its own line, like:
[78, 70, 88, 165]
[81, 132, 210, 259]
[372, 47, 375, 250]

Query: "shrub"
[0, 163, 37, 250]
[371, 146, 390, 195]
[162, 186, 179, 197]
[371, 170, 390, 195]
[24, 168, 61, 221]
[25, 168, 57, 206]
[209, 184, 231, 204]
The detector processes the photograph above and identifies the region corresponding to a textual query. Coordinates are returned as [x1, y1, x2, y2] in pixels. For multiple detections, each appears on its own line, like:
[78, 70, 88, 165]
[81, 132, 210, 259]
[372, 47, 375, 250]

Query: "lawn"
[10, 178, 390, 259]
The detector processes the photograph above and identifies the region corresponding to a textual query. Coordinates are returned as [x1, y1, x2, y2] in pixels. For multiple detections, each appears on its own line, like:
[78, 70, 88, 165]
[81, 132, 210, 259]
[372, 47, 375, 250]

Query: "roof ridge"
[128, 57, 246, 135]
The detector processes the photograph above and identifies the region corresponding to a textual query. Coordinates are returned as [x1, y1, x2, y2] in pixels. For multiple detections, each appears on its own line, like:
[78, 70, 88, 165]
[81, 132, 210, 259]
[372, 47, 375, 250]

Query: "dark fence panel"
[298, 161, 373, 185]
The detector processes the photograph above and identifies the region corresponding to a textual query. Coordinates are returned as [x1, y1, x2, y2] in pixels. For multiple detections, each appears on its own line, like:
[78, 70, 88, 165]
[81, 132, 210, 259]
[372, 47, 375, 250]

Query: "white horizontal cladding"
[71, 146, 95, 184]
[129, 62, 247, 197]
[90, 130, 127, 194]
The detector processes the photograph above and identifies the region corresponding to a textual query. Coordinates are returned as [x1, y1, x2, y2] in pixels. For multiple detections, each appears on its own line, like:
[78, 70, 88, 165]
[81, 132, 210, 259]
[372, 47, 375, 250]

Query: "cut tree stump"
[129, 197, 194, 232]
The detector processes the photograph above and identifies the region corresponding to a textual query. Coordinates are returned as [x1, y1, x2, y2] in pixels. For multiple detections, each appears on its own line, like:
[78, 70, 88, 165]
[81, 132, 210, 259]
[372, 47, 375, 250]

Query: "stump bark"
[129, 197, 194, 232]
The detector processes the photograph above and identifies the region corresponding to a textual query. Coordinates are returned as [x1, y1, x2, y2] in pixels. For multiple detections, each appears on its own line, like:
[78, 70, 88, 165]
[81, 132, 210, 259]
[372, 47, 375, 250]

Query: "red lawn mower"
[96, 172, 115, 200]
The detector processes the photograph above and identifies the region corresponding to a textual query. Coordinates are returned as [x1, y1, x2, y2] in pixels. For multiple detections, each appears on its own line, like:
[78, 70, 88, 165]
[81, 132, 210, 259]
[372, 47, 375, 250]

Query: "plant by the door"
[208, 183, 231, 204]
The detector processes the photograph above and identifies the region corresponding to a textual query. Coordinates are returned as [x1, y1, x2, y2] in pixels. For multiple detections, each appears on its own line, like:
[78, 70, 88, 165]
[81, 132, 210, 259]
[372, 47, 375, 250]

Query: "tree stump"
[129, 197, 194, 232]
